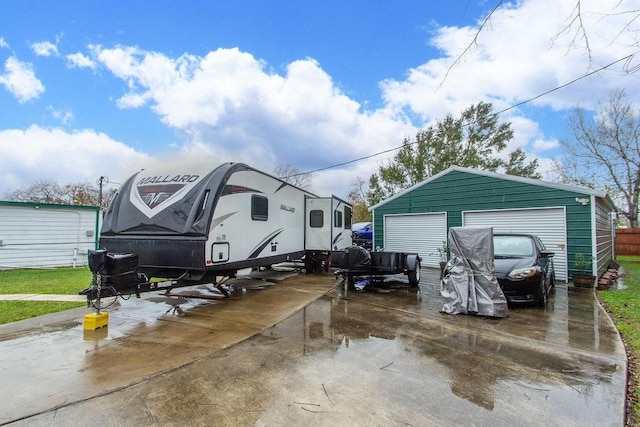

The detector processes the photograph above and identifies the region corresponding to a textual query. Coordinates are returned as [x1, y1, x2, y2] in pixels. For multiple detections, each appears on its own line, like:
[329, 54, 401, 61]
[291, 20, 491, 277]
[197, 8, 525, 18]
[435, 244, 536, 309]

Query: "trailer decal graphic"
[209, 211, 237, 232]
[221, 185, 262, 196]
[248, 229, 284, 259]
[134, 173, 202, 212]
[332, 231, 344, 246]
[136, 184, 187, 209]
[274, 182, 288, 193]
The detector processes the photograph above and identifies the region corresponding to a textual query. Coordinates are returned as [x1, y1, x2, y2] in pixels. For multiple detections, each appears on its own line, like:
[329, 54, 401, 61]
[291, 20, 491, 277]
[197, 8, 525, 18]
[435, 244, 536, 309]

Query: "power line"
[493, 55, 633, 116]
[285, 54, 634, 179]
[286, 145, 404, 178]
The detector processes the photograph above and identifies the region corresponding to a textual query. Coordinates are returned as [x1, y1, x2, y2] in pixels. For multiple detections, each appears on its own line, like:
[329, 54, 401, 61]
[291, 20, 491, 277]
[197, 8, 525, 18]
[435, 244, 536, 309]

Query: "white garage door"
[463, 207, 568, 281]
[384, 213, 447, 268]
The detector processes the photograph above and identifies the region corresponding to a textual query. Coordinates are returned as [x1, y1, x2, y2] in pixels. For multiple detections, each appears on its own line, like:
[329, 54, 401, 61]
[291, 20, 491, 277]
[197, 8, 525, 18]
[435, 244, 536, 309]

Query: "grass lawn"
[0, 267, 92, 325]
[0, 301, 87, 325]
[598, 255, 640, 426]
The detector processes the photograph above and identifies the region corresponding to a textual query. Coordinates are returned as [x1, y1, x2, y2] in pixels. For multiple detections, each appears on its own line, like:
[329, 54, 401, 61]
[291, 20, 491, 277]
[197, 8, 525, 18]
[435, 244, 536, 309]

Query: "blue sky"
[1, 0, 638, 198]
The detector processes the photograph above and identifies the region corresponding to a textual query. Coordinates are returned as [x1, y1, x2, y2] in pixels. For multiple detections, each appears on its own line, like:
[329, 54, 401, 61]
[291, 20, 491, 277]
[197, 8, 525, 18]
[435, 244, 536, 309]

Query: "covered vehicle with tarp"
[441, 227, 508, 318]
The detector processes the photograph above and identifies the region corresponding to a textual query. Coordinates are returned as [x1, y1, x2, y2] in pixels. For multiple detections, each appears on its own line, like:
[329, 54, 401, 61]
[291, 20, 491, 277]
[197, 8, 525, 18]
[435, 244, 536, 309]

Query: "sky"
[1, 0, 639, 200]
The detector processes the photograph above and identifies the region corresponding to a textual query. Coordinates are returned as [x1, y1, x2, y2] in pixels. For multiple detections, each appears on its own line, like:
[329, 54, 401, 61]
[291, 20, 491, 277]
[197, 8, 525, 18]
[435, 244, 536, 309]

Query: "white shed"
[0, 201, 100, 269]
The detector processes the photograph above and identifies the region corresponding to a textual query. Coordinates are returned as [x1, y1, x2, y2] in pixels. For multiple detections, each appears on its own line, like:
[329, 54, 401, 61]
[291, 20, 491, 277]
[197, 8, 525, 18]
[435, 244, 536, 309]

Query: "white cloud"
[47, 106, 74, 125]
[532, 138, 560, 151]
[0, 57, 45, 102]
[0, 126, 153, 196]
[0, 38, 9, 49]
[31, 41, 58, 57]
[381, 0, 640, 117]
[91, 45, 415, 186]
[66, 52, 97, 69]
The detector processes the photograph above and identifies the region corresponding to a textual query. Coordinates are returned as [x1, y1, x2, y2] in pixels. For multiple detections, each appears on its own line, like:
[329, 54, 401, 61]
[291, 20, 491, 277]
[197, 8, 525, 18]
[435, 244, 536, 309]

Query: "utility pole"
[97, 176, 106, 210]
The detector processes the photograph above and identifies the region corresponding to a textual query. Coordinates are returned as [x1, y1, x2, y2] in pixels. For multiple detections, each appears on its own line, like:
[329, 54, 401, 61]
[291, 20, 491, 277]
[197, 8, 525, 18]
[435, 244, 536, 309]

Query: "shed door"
[384, 213, 447, 268]
[463, 207, 568, 281]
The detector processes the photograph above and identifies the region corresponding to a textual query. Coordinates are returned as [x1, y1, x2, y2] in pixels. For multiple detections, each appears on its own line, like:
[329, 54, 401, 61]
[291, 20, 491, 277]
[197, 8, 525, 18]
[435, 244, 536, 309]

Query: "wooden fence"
[616, 228, 640, 255]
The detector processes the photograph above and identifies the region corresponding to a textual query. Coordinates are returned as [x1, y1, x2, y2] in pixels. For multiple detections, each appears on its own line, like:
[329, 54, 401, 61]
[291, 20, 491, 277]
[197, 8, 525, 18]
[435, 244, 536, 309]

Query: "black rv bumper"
[99, 236, 206, 279]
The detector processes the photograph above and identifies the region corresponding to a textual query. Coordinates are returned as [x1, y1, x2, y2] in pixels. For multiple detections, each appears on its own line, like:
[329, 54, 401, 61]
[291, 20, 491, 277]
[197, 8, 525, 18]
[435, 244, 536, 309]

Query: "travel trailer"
[87, 162, 352, 298]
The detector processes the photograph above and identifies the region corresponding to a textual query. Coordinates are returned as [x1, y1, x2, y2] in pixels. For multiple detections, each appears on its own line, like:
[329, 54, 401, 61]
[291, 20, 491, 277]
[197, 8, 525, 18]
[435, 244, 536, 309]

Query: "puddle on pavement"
[235, 292, 625, 425]
[97, 287, 620, 426]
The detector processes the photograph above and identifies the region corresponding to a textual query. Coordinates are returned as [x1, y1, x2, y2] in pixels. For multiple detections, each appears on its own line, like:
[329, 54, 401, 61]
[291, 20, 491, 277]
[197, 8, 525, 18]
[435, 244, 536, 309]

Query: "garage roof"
[370, 166, 611, 210]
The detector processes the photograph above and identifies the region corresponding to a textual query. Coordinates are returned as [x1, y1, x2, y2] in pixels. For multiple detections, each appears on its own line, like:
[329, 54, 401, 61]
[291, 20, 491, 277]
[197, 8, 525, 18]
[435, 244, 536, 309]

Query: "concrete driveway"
[0, 268, 626, 426]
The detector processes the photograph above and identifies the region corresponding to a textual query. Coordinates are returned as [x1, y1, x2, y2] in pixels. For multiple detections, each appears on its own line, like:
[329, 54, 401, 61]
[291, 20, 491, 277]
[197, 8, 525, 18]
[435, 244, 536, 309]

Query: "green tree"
[367, 102, 538, 205]
[559, 90, 640, 228]
[505, 148, 541, 179]
[347, 177, 372, 222]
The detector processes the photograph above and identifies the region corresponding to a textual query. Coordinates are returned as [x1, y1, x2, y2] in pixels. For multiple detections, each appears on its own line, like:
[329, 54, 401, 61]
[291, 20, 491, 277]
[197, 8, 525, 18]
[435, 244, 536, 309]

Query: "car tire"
[537, 277, 548, 307]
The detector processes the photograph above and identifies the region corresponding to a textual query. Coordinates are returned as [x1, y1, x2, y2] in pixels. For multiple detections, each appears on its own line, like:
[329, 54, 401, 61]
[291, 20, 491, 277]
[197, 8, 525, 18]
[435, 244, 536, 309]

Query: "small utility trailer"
[331, 246, 421, 288]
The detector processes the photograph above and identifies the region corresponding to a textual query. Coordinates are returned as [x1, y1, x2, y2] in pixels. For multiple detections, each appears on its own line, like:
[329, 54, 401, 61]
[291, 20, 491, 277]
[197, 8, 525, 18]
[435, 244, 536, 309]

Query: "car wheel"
[537, 277, 548, 307]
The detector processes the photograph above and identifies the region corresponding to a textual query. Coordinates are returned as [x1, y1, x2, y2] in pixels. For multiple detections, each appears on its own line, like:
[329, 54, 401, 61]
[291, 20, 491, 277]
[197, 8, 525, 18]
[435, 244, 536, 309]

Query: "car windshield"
[493, 235, 534, 257]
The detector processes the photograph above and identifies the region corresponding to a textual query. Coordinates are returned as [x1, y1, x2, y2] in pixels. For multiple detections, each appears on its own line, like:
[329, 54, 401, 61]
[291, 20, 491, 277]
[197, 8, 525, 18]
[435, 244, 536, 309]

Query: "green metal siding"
[594, 197, 615, 277]
[373, 170, 597, 280]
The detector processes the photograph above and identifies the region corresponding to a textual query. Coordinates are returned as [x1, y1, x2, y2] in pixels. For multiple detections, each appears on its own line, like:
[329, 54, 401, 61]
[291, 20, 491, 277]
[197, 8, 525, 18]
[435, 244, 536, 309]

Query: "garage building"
[0, 201, 100, 269]
[370, 167, 616, 282]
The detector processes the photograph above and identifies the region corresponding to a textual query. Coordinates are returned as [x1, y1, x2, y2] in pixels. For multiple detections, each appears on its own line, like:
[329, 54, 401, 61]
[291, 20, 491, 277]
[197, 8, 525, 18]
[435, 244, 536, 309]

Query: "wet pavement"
[0, 268, 626, 426]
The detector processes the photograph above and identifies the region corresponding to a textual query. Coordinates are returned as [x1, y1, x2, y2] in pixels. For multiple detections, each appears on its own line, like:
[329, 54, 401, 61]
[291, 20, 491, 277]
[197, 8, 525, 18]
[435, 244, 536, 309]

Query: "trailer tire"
[304, 256, 316, 273]
[407, 258, 421, 287]
[347, 274, 356, 290]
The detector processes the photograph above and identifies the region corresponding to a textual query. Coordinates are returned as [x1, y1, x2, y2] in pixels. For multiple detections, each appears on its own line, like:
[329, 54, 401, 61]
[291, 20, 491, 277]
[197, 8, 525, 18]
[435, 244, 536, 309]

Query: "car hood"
[494, 256, 536, 276]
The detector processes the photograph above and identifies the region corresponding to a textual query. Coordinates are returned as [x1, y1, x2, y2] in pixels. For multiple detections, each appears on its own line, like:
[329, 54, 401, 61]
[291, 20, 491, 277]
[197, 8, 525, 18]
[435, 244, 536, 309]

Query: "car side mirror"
[540, 250, 555, 258]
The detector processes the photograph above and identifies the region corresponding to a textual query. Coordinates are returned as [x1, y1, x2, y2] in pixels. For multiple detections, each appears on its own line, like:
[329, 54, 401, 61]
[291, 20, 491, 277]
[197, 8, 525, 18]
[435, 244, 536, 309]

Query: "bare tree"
[559, 89, 640, 227]
[553, 1, 640, 72]
[5, 179, 67, 204]
[447, 1, 640, 81]
[5, 180, 117, 210]
[274, 163, 313, 191]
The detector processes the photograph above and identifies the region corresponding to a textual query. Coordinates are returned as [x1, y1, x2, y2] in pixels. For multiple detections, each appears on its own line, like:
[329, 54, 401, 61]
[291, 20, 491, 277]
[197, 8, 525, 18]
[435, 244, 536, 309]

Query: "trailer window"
[334, 210, 343, 227]
[344, 206, 352, 229]
[251, 195, 268, 221]
[309, 210, 324, 228]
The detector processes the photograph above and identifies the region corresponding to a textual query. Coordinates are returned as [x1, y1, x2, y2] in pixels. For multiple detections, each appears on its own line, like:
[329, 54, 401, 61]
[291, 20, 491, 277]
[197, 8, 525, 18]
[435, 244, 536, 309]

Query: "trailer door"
[330, 196, 352, 250]
[305, 197, 332, 251]
[305, 197, 352, 251]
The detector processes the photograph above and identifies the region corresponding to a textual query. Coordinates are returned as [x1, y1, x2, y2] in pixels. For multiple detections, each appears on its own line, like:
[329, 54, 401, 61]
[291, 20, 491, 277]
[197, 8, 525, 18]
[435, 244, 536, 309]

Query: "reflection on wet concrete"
[0, 269, 626, 426]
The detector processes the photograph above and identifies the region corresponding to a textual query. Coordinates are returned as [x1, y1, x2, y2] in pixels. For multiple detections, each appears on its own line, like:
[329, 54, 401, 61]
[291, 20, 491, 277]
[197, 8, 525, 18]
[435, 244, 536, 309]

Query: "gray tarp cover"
[440, 227, 508, 318]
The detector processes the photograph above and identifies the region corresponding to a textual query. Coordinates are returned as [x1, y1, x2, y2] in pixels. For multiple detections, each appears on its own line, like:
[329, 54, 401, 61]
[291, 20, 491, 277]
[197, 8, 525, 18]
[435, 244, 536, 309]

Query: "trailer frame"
[331, 246, 421, 288]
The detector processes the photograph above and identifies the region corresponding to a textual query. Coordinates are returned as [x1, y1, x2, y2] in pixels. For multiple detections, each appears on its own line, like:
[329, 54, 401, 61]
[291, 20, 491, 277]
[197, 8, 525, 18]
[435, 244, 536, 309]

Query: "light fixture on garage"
[576, 197, 589, 206]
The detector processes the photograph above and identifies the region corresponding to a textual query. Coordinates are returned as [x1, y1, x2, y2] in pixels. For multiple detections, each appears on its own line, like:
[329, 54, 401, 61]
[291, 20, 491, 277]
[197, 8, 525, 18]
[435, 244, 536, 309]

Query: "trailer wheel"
[407, 259, 421, 287]
[347, 274, 356, 290]
[304, 256, 315, 273]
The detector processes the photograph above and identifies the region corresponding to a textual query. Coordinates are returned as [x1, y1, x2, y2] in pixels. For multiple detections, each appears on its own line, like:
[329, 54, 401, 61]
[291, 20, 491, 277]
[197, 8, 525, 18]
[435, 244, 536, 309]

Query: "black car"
[493, 233, 555, 306]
